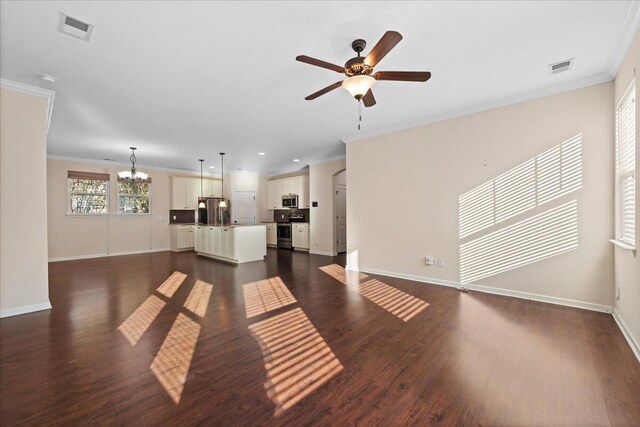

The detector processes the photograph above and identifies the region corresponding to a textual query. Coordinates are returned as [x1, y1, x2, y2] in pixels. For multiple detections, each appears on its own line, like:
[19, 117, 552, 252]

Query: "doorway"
[232, 191, 256, 224]
[334, 170, 347, 254]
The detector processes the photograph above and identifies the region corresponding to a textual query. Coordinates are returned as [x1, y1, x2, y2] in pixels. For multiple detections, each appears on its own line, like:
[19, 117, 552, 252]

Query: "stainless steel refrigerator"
[198, 197, 230, 225]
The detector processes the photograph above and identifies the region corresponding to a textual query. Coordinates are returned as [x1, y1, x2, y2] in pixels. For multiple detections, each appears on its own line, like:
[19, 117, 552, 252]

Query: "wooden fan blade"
[362, 89, 376, 107]
[364, 31, 403, 67]
[374, 71, 432, 82]
[296, 55, 344, 73]
[305, 81, 343, 100]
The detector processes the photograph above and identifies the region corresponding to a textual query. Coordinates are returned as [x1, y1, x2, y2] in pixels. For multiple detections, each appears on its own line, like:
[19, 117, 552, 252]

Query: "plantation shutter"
[615, 81, 636, 246]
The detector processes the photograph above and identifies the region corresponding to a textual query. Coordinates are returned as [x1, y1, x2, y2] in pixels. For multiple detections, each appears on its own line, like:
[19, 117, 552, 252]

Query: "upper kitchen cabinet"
[203, 178, 223, 198]
[171, 177, 201, 210]
[267, 175, 309, 209]
[299, 175, 310, 208]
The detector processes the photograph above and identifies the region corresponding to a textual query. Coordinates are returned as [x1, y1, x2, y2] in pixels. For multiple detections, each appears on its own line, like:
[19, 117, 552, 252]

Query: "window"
[118, 177, 151, 214]
[68, 171, 109, 214]
[615, 81, 636, 246]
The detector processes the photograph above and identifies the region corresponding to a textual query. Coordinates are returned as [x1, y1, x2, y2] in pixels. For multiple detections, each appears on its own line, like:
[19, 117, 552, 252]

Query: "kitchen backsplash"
[169, 209, 196, 224]
[274, 208, 310, 222]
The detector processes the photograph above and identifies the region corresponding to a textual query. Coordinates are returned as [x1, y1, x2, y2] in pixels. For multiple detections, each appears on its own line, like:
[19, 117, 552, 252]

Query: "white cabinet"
[196, 225, 266, 263]
[267, 175, 309, 210]
[266, 223, 277, 246]
[267, 180, 284, 209]
[203, 179, 223, 197]
[299, 175, 310, 208]
[292, 223, 310, 250]
[170, 224, 195, 251]
[171, 177, 200, 210]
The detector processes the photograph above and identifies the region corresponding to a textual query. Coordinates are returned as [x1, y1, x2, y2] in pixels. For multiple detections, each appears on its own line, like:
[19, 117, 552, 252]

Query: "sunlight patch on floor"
[150, 313, 201, 404]
[320, 264, 428, 322]
[243, 276, 297, 319]
[248, 307, 343, 416]
[184, 280, 213, 318]
[156, 271, 188, 298]
[319, 263, 368, 285]
[359, 279, 429, 322]
[117, 295, 166, 345]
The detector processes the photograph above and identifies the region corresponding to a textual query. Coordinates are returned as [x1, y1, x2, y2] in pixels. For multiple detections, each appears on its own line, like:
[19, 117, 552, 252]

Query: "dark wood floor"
[1, 249, 639, 426]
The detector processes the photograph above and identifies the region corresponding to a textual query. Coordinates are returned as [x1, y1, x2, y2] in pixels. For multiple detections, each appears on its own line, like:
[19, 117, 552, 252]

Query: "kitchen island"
[194, 224, 266, 264]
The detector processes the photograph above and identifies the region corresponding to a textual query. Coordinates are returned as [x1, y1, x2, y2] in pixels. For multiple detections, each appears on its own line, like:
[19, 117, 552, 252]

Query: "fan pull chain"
[358, 98, 362, 130]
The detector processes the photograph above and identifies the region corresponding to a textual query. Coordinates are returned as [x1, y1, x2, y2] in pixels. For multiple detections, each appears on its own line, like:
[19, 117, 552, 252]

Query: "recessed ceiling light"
[293, 159, 300, 162]
[40, 74, 57, 83]
[258, 152, 266, 156]
[209, 166, 215, 169]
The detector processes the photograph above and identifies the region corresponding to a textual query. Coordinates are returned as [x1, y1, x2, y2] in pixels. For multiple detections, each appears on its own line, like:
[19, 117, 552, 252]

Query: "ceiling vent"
[548, 58, 574, 75]
[59, 13, 94, 41]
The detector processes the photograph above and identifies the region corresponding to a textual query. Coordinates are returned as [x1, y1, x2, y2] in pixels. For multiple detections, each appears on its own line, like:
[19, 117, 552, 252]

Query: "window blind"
[615, 81, 636, 246]
[67, 170, 110, 181]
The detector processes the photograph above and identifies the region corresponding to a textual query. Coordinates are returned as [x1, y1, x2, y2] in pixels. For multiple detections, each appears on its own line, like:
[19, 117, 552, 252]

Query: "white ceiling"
[1, 1, 638, 175]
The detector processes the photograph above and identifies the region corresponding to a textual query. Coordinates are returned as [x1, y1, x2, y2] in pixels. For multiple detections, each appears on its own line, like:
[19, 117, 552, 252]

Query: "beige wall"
[48, 158, 220, 259]
[1, 88, 51, 316]
[613, 30, 640, 352]
[310, 158, 346, 256]
[347, 82, 615, 308]
[48, 158, 271, 259]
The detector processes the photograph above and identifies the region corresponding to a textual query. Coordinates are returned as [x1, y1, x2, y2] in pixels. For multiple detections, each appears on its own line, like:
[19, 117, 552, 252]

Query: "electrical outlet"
[425, 256, 436, 266]
[436, 257, 445, 267]
[172, 215, 177, 220]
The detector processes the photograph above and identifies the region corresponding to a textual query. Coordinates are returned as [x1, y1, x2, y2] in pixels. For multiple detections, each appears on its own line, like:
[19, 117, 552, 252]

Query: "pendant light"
[118, 147, 148, 182]
[219, 152, 227, 208]
[198, 159, 205, 208]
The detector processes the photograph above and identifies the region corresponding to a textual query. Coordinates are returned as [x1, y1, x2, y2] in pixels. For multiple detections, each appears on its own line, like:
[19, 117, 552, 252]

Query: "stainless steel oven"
[282, 194, 298, 209]
[277, 223, 292, 249]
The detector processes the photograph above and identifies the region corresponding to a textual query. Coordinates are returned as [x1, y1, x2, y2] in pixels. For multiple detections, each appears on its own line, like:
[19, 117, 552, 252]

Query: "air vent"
[549, 58, 574, 75]
[59, 13, 94, 41]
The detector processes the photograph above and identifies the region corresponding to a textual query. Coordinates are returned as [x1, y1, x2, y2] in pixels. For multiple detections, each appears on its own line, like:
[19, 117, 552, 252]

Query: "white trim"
[605, 1, 640, 78]
[47, 154, 222, 177]
[612, 308, 640, 364]
[357, 267, 613, 314]
[610, 239, 637, 256]
[342, 73, 612, 145]
[0, 301, 52, 318]
[309, 249, 337, 256]
[1, 78, 55, 134]
[48, 248, 170, 262]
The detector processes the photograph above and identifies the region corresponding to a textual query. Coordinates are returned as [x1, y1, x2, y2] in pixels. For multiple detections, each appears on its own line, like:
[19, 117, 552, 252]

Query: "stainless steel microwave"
[282, 194, 298, 208]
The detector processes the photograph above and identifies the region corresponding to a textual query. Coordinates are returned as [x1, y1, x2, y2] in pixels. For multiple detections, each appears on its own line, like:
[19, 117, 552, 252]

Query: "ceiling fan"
[296, 31, 431, 109]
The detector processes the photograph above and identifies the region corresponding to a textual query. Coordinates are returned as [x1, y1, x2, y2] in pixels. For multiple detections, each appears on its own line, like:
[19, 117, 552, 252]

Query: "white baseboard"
[357, 267, 612, 314]
[49, 248, 170, 262]
[309, 250, 337, 256]
[0, 301, 52, 318]
[612, 308, 640, 364]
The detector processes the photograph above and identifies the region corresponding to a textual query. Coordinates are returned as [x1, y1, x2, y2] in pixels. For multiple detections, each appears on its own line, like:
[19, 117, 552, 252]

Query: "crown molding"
[342, 72, 613, 145]
[1, 78, 55, 134]
[606, 0, 640, 78]
[305, 155, 346, 166]
[46, 154, 222, 178]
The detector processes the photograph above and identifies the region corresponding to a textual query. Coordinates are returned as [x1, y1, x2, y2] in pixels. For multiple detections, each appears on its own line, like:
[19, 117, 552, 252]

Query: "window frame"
[67, 173, 110, 216]
[614, 79, 636, 249]
[117, 179, 152, 215]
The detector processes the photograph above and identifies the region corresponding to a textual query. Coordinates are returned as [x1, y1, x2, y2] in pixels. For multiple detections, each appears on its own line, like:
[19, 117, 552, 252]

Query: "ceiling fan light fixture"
[342, 75, 376, 98]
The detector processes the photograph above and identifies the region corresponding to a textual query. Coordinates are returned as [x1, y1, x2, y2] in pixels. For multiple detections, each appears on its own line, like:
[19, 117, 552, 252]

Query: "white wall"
[347, 82, 615, 309]
[1, 87, 51, 317]
[613, 30, 640, 356]
[309, 158, 346, 256]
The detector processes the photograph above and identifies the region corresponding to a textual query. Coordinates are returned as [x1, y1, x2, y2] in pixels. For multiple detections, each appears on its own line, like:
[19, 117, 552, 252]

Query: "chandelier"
[118, 147, 148, 182]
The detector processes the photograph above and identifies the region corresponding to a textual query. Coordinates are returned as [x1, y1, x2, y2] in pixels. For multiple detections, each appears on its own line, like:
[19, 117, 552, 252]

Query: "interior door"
[335, 183, 347, 253]
[232, 191, 256, 224]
